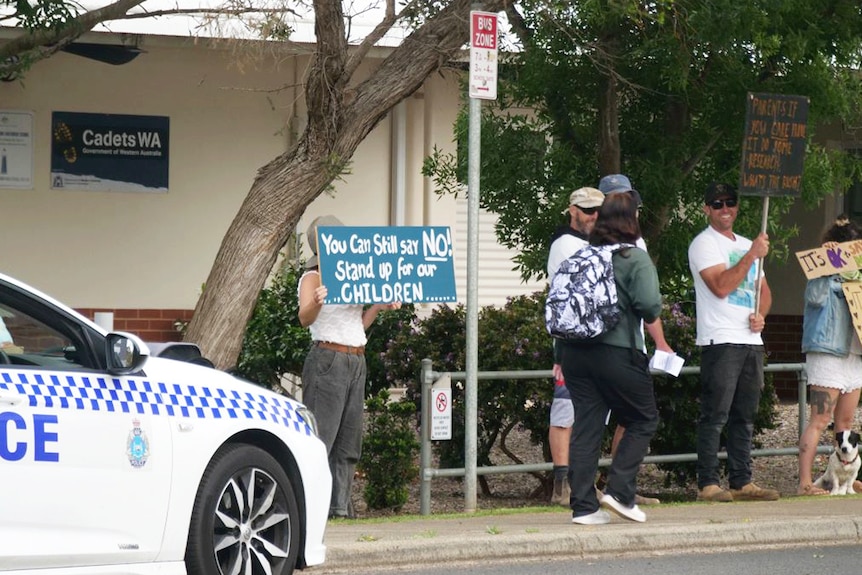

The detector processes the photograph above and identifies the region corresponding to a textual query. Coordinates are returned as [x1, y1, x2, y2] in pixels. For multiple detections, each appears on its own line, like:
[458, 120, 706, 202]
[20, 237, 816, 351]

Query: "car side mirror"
[106, 332, 150, 375]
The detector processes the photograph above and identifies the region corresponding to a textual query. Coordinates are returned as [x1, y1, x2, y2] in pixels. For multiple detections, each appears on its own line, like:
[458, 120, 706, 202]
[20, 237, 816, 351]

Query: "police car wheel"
[185, 443, 301, 575]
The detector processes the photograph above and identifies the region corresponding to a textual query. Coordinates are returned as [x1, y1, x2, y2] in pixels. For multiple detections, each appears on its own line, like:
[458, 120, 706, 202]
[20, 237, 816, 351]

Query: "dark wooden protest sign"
[739, 92, 809, 197]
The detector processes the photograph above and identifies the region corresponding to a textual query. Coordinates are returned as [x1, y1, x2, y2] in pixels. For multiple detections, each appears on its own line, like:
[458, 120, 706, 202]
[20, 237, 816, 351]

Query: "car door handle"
[0, 393, 23, 406]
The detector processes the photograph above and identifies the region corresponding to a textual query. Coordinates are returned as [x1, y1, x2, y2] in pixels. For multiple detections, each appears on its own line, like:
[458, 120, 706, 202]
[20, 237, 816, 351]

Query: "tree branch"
[343, 0, 399, 80]
[1, 0, 146, 74]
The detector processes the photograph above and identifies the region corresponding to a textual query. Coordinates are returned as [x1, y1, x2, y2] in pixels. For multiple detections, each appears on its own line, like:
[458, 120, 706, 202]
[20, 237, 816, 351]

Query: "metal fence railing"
[418, 360, 823, 516]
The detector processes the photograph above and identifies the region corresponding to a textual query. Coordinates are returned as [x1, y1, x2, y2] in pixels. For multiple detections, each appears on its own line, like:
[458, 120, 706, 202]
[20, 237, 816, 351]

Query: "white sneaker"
[600, 493, 646, 523]
[572, 509, 610, 525]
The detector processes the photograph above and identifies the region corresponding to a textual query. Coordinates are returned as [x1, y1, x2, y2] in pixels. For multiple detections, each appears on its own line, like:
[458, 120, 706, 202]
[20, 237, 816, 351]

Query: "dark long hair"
[590, 192, 641, 246]
[823, 214, 862, 244]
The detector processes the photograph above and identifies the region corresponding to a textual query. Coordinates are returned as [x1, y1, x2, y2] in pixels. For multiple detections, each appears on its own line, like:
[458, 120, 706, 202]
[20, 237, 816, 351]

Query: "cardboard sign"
[317, 226, 457, 305]
[739, 93, 809, 197]
[796, 239, 862, 279]
[841, 282, 862, 346]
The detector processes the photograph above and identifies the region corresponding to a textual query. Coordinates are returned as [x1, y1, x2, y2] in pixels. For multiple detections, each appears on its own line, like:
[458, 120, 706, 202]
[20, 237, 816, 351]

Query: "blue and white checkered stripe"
[0, 371, 312, 436]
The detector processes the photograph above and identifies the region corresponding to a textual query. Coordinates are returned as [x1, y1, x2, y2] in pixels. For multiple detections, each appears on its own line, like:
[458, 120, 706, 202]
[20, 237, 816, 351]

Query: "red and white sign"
[430, 386, 452, 440]
[469, 11, 498, 100]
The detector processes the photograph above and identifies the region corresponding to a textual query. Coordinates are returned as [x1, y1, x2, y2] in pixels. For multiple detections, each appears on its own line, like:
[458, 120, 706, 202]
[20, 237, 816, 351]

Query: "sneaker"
[730, 482, 780, 501]
[550, 479, 571, 506]
[600, 493, 646, 522]
[572, 509, 611, 525]
[634, 493, 661, 506]
[697, 484, 733, 502]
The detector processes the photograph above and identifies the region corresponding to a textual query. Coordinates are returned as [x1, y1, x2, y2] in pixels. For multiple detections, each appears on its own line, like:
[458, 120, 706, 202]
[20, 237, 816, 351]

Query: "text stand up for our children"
[315, 226, 457, 305]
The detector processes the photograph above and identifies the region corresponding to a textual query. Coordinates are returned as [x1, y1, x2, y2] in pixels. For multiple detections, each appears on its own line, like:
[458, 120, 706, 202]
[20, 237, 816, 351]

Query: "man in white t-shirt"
[688, 182, 779, 503]
[547, 186, 604, 504]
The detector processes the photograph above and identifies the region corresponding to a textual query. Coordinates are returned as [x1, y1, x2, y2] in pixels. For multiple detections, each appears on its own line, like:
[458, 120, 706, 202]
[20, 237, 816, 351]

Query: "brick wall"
[77, 308, 194, 343]
[762, 313, 804, 399]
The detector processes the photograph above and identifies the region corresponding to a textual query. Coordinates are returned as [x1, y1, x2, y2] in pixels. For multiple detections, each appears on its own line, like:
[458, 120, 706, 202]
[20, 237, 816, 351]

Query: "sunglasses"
[576, 205, 599, 215]
[708, 198, 738, 210]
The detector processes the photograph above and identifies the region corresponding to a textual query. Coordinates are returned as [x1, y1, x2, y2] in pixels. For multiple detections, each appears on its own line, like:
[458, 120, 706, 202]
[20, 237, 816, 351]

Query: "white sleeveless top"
[299, 271, 367, 347]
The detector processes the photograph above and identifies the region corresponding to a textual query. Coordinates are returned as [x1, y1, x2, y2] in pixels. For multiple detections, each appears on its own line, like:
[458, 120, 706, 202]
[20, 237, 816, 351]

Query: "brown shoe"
[634, 493, 661, 505]
[730, 482, 780, 501]
[697, 484, 733, 502]
[550, 479, 571, 506]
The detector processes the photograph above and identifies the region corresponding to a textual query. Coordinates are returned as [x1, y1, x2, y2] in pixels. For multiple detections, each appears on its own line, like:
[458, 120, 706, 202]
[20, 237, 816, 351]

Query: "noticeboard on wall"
[739, 92, 809, 197]
[50, 111, 169, 193]
[0, 110, 34, 190]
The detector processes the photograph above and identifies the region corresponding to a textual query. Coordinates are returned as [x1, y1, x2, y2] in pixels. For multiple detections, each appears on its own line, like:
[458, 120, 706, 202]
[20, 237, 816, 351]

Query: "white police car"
[0, 272, 331, 574]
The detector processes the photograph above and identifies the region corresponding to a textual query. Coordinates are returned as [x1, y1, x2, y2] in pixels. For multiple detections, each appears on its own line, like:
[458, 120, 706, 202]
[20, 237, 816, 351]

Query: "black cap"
[704, 182, 738, 204]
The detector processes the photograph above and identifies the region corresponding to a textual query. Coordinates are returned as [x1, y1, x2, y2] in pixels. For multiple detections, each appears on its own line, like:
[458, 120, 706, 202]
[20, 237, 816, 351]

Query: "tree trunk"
[596, 33, 620, 176]
[185, 0, 507, 369]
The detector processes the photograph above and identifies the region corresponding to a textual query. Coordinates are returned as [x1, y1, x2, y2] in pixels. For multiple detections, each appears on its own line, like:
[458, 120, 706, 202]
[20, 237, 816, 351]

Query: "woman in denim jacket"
[798, 216, 862, 495]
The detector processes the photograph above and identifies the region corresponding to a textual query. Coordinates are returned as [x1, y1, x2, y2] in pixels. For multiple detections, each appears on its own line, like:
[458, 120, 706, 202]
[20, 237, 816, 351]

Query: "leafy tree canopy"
[425, 0, 862, 293]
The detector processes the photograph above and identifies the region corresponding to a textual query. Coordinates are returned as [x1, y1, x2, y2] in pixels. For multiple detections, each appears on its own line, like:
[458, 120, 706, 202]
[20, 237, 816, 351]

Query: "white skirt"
[805, 352, 862, 393]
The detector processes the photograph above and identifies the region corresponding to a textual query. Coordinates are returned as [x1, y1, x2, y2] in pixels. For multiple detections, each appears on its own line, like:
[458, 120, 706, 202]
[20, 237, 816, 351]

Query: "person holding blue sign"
[298, 215, 401, 519]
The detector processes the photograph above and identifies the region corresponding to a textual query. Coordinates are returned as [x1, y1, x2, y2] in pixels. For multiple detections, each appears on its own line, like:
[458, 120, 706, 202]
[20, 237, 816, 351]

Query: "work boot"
[550, 479, 571, 506]
[634, 493, 661, 505]
[730, 482, 780, 501]
[697, 484, 733, 502]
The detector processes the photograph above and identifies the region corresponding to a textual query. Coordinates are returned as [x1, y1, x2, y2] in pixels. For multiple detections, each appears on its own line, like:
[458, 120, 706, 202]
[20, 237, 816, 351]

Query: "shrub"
[235, 263, 311, 390]
[382, 294, 554, 494]
[382, 292, 778, 493]
[359, 390, 420, 510]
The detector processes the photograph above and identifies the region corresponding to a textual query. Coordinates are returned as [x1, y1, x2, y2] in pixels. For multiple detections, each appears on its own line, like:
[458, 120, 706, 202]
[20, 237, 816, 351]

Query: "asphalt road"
[347, 543, 859, 575]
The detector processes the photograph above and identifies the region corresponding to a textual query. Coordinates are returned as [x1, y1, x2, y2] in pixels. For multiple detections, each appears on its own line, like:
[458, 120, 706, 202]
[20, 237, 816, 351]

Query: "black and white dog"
[814, 430, 861, 495]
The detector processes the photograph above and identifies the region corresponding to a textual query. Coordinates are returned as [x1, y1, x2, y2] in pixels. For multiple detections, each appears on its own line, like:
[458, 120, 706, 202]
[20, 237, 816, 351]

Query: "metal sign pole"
[754, 195, 769, 316]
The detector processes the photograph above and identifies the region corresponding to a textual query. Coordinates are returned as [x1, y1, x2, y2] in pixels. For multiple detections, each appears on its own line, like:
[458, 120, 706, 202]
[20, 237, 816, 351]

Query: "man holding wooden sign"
[689, 183, 779, 503]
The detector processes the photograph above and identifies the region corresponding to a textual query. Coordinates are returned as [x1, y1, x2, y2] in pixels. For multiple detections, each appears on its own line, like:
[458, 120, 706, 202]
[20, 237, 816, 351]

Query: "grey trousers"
[302, 345, 366, 517]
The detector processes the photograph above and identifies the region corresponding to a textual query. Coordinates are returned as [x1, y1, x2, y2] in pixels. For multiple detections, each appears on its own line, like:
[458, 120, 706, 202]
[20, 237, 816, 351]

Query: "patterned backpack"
[545, 243, 634, 340]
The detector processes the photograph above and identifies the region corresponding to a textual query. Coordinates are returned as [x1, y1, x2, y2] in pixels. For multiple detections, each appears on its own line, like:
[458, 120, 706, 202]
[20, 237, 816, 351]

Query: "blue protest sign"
[317, 226, 457, 304]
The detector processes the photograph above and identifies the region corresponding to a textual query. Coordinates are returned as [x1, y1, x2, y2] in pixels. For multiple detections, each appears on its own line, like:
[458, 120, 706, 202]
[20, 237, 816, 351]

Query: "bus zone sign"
[469, 11, 498, 100]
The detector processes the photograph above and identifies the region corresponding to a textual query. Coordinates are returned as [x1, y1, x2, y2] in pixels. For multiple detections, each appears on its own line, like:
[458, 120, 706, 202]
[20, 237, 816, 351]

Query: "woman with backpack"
[558, 192, 665, 525]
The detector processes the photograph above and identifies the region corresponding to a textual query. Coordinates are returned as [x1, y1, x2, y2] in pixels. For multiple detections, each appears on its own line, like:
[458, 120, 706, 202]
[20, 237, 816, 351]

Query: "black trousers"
[561, 342, 659, 517]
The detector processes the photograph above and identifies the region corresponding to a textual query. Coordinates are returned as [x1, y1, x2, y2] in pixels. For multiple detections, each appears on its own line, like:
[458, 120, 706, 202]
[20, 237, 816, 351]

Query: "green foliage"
[383, 293, 778, 490]
[425, 0, 862, 289]
[358, 390, 420, 511]
[6, 0, 79, 30]
[365, 304, 417, 398]
[382, 295, 554, 488]
[235, 263, 311, 389]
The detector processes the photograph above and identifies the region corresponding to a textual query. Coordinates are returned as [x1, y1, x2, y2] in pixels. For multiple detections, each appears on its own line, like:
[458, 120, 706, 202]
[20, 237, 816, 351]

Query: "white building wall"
[1, 32, 542, 311]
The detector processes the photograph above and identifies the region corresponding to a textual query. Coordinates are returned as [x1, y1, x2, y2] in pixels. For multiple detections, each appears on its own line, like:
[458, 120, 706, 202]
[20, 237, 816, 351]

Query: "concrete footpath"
[314, 497, 862, 573]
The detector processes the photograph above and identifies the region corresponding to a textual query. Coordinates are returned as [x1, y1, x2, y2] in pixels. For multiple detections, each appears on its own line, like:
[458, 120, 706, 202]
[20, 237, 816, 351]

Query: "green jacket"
[594, 247, 662, 350]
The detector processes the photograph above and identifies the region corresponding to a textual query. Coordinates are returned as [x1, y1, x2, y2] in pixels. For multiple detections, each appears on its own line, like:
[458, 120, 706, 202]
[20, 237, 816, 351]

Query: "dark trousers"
[561, 342, 658, 517]
[696, 344, 764, 490]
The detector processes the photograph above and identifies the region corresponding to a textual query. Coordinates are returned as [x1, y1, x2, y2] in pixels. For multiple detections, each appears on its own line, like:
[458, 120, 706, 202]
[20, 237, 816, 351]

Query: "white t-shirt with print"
[688, 226, 763, 346]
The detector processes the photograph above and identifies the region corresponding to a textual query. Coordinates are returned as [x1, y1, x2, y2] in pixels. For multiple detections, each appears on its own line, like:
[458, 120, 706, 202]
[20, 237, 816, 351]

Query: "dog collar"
[841, 452, 860, 466]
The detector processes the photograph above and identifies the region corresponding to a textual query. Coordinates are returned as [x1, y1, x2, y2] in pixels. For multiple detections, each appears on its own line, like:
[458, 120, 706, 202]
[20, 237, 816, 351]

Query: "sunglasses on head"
[708, 198, 738, 210]
[576, 205, 599, 215]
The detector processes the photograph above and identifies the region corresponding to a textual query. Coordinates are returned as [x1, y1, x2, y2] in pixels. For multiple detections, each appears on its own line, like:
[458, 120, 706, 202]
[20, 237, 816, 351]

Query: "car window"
[0, 303, 88, 369]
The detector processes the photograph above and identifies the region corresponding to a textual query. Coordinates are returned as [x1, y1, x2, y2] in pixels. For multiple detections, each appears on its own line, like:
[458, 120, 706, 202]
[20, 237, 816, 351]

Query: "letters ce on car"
[0, 271, 331, 575]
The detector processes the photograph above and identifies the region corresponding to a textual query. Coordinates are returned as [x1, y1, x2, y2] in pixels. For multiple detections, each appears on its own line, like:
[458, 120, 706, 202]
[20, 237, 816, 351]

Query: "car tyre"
[185, 443, 300, 575]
